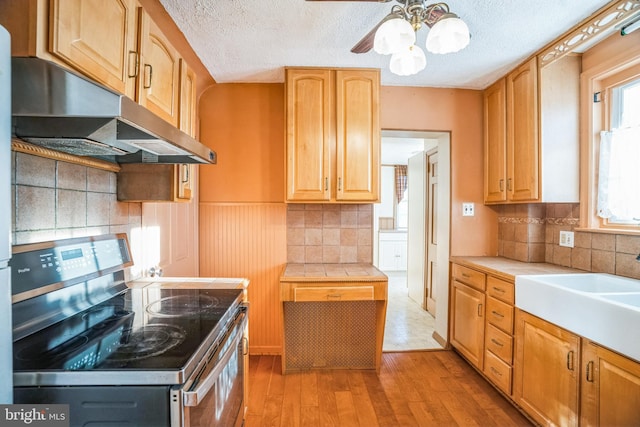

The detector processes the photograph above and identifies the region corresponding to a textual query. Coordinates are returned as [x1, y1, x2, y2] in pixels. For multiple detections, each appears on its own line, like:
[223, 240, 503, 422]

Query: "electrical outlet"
[559, 231, 575, 248]
[462, 202, 474, 217]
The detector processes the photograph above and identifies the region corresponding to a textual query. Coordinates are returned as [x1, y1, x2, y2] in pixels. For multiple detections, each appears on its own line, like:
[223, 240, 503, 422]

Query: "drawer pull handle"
[567, 351, 575, 371]
[143, 64, 153, 89]
[477, 304, 483, 317]
[491, 338, 504, 347]
[490, 367, 502, 377]
[491, 310, 504, 318]
[586, 360, 594, 382]
[327, 294, 342, 300]
[499, 179, 504, 192]
[492, 287, 506, 294]
[128, 50, 139, 78]
[462, 273, 470, 278]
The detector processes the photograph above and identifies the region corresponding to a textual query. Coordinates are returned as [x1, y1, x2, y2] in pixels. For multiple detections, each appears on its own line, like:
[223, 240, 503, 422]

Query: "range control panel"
[10, 234, 132, 297]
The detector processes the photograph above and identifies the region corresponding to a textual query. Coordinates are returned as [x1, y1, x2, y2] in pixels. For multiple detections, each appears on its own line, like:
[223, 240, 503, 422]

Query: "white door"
[426, 149, 438, 315]
[407, 152, 426, 307]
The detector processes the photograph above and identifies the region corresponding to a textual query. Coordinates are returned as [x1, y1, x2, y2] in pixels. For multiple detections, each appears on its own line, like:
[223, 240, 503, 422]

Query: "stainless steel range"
[10, 234, 248, 427]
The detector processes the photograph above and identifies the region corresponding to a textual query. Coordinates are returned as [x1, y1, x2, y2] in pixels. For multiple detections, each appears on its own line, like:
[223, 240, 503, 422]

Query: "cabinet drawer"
[452, 264, 486, 291]
[485, 323, 513, 364]
[487, 276, 514, 303]
[487, 296, 514, 334]
[484, 350, 512, 396]
[294, 286, 374, 302]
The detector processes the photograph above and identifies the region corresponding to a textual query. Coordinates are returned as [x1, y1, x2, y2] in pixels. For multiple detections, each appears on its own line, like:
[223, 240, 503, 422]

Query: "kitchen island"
[280, 263, 388, 374]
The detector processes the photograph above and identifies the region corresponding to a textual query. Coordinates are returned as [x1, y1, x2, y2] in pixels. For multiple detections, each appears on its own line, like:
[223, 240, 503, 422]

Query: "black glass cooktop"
[13, 287, 243, 372]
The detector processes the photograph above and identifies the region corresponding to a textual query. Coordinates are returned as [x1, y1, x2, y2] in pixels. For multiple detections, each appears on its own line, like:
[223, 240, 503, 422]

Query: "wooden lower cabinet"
[280, 264, 388, 374]
[580, 340, 640, 427]
[514, 310, 580, 427]
[450, 280, 485, 369]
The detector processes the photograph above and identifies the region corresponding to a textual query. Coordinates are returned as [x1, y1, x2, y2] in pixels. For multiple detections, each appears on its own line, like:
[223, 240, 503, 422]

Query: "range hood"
[11, 57, 216, 165]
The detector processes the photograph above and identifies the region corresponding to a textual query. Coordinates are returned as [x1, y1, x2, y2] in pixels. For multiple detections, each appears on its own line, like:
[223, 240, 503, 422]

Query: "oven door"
[171, 306, 247, 427]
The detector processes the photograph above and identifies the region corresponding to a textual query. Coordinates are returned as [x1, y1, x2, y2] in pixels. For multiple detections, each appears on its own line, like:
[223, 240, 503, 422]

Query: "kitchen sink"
[599, 293, 640, 308]
[516, 273, 640, 293]
[515, 273, 640, 362]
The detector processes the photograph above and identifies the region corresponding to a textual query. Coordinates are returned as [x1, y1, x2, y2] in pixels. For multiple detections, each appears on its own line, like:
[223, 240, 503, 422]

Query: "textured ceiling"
[159, 0, 613, 89]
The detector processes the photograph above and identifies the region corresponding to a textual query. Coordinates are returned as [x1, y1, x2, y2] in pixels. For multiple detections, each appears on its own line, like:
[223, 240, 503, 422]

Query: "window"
[597, 76, 640, 227]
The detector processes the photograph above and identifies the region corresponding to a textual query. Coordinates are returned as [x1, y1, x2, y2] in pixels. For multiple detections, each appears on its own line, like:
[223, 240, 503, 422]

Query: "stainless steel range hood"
[11, 57, 216, 164]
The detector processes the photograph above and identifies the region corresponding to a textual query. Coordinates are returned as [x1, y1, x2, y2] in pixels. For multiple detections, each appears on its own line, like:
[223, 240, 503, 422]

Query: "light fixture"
[372, 1, 470, 76]
[390, 44, 427, 76]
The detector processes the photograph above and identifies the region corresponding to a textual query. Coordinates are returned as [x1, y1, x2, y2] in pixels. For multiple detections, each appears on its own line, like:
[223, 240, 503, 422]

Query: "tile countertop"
[449, 256, 584, 282]
[127, 277, 249, 290]
[281, 263, 388, 282]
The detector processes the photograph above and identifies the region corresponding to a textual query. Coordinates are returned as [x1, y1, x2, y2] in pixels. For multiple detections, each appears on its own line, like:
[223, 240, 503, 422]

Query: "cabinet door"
[451, 280, 485, 369]
[179, 59, 197, 137]
[514, 310, 579, 427]
[50, 0, 137, 98]
[506, 57, 539, 201]
[285, 69, 332, 201]
[137, 9, 180, 127]
[483, 78, 507, 203]
[335, 69, 380, 201]
[581, 340, 640, 427]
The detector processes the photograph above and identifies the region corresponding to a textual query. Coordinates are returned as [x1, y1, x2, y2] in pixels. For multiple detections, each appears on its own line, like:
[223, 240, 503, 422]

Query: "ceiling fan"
[306, 0, 470, 76]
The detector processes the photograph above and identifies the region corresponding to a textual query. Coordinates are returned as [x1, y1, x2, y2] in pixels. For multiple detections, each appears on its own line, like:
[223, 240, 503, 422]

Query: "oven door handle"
[182, 313, 245, 407]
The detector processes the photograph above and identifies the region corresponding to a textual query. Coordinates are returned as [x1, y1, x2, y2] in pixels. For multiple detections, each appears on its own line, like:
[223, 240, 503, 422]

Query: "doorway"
[374, 130, 451, 351]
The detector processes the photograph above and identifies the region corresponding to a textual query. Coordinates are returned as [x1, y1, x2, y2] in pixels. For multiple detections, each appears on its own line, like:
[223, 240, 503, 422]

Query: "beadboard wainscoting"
[199, 203, 288, 354]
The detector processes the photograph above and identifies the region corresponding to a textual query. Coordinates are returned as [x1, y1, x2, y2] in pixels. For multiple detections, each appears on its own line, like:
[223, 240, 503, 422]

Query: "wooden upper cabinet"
[335, 69, 380, 201]
[0, 0, 138, 98]
[506, 57, 539, 202]
[285, 67, 380, 203]
[285, 68, 333, 202]
[179, 59, 197, 137]
[483, 55, 579, 204]
[50, 0, 138, 98]
[137, 8, 180, 127]
[483, 78, 507, 203]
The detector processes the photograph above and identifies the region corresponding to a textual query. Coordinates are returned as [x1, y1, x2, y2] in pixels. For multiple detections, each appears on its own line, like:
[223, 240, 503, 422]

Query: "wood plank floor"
[246, 350, 533, 427]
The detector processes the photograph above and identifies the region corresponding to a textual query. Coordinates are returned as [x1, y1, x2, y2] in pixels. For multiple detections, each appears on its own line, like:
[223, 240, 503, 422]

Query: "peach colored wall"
[197, 82, 495, 354]
[381, 86, 498, 256]
[199, 84, 285, 203]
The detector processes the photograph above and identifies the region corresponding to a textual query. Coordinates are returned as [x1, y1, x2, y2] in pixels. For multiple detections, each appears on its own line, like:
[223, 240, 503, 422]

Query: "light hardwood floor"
[246, 351, 533, 427]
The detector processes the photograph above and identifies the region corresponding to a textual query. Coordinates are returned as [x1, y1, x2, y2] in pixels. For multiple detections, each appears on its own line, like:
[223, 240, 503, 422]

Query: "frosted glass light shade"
[426, 15, 470, 54]
[374, 17, 416, 55]
[389, 45, 426, 76]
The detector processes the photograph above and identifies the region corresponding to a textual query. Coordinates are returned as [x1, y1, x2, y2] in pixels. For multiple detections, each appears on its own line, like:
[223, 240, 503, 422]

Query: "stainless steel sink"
[515, 273, 640, 362]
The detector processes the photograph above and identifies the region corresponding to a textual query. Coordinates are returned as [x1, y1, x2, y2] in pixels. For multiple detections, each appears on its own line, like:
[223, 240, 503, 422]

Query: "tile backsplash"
[286, 204, 373, 264]
[10, 152, 142, 245]
[497, 203, 640, 280]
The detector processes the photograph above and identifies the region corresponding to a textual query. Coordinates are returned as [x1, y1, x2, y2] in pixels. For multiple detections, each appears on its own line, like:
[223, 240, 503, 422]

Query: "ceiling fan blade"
[306, 0, 391, 2]
[351, 13, 394, 54]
